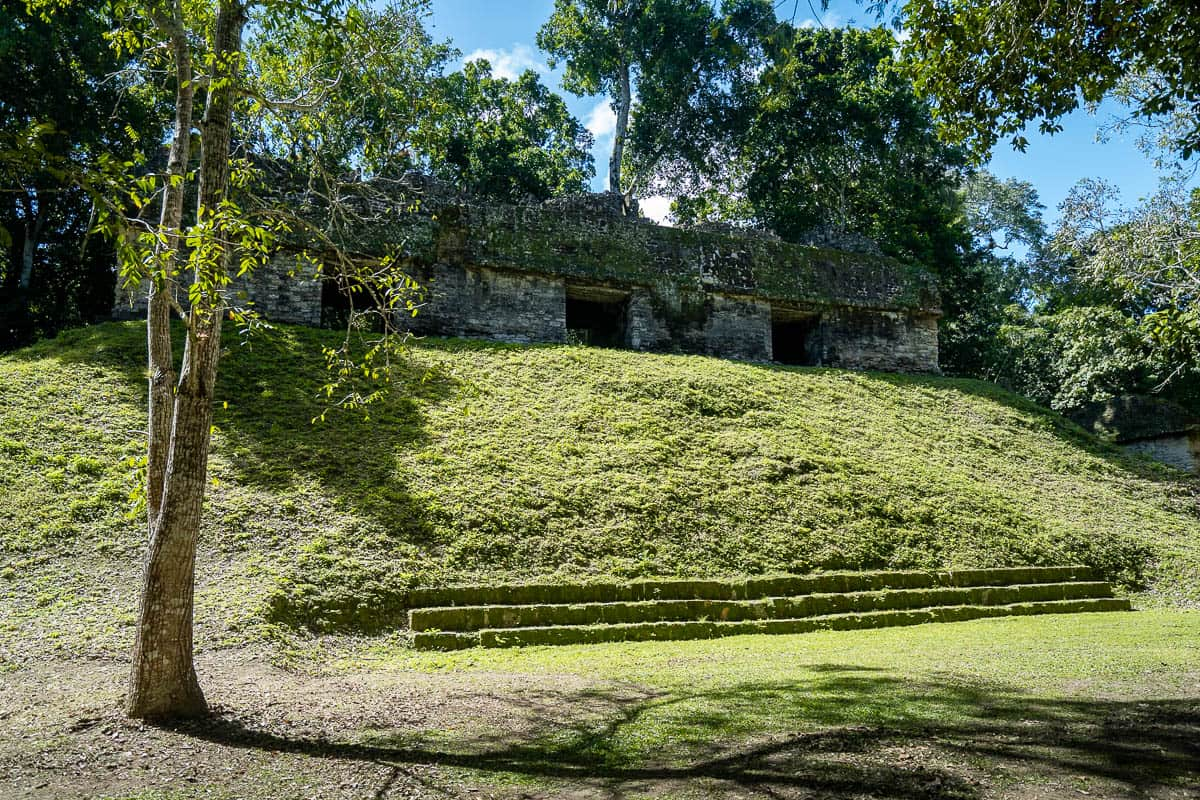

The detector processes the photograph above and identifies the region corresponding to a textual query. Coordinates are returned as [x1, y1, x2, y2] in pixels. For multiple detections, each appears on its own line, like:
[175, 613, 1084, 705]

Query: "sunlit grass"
[1, 321, 1197, 658]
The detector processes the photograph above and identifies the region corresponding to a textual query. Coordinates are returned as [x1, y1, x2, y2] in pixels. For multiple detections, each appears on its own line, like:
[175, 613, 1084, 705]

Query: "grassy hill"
[1, 322, 1197, 656]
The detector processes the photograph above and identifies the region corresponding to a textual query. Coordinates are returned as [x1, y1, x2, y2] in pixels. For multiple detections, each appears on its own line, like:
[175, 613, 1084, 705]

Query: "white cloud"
[463, 44, 547, 81]
[639, 195, 674, 226]
[799, 9, 844, 29]
[585, 100, 618, 139]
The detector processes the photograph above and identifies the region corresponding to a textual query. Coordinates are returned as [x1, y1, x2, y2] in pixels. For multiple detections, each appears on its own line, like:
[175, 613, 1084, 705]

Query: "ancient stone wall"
[1123, 434, 1200, 474]
[239, 257, 322, 327]
[113, 181, 944, 374]
[812, 310, 940, 373]
[410, 264, 566, 344]
[702, 295, 772, 361]
[113, 256, 320, 327]
[419, 201, 940, 315]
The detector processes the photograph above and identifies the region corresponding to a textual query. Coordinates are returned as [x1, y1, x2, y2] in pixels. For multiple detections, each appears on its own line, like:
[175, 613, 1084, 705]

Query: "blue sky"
[423, 0, 1185, 228]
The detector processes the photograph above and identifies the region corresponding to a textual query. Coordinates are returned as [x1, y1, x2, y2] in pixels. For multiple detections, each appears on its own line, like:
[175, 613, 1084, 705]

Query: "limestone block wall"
[238, 257, 321, 327]
[410, 263, 567, 344]
[812, 309, 940, 373]
[110, 182, 944, 375]
[625, 288, 674, 351]
[702, 295, 772, 361]
[1123, 434, 1200, 474]
[113, 256, 320, 327]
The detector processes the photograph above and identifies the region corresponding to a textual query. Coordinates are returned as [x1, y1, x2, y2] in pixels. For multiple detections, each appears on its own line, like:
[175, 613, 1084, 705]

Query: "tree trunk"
[125, 317, 222, 719]
[127, 0, 244, 721]
[147, 2, 194, 528]
[19, 231, 35, 289]
[609, 61, 632, 206]
[17, 193, 47, 290]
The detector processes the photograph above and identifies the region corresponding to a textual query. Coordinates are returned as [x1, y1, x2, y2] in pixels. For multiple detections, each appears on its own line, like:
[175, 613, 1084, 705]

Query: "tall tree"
[21, 0, 417, 719]
[537, 0, 737, 208]
[986, 179, 1200, 412]
[961, 172, 1046, 257]
[420, 61, 595, 202]
[940, 170, 1045, 378]
[668, 26, 967, 263]
[248, 3, 593, 203]
[245, 0, 454, 183]
[538, 0, 638, 198]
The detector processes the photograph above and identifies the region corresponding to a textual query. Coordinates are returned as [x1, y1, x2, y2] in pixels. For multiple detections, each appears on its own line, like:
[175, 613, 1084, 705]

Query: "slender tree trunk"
[127, 0, 244, 721]
[610, 61, 632, 207]
[17, 193, 47, 290]
[126, 316, 222, 719]
[20, 232, 35, 289]
[147, 3, 194, 527]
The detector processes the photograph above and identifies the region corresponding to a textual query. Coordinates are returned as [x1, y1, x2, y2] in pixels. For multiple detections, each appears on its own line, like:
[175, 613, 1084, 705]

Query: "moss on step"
[405, 566, 1098, 611]
[408, 580, 1115, 632]
[411, 597, 1131, 650]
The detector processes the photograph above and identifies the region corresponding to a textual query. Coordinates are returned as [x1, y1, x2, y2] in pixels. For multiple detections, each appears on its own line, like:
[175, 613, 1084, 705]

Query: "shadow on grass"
[16, 323, 1197, 608]
[168, 669, 1200, 799]
[10, 322, 463, 630]
[12, 321, 459, 539]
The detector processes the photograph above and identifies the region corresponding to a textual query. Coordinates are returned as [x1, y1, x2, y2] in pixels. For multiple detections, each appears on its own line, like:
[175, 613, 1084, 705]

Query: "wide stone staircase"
[407, 566, 1130, 650]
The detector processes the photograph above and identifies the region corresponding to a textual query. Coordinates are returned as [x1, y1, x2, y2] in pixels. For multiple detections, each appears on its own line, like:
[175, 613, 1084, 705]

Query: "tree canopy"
[662, 24, 972, 304]
[537, 0, 751, 206]
[246, 2, 595, 203]
[0, 3, 158, 348]
[893, 0, 1200, 158]
[422, 60, 595, 202]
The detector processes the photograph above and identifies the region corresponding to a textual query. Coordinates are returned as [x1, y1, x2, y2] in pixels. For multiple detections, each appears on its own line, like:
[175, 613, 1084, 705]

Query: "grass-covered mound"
[1, 322, 1197, 650]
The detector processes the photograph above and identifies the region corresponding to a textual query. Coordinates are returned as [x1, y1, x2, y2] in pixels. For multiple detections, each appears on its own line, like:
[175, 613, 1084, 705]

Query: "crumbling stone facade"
[115, 179, 943, 373]
[1071, 395, 1200, 474]
[409, 263, 566, 343]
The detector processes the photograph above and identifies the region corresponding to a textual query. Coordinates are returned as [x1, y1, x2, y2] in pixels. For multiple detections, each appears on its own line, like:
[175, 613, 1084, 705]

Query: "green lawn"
[336, 610, 1200, 798]
[6, 610, 1192, 799]
[1, 321, 1198, 655]
[1, 322, 1198, 797]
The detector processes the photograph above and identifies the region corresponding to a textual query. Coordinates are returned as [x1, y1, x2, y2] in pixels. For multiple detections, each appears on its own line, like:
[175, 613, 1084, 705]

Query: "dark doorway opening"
[565, 285, 629, 348]
[772, 308, 819, 365]
[321, 278, 385, 331]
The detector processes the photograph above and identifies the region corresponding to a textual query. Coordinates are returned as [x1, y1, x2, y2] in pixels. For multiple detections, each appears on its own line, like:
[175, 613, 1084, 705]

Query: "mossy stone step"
[409, 581, 1115, 633]
[405, 566, 1096, 609]
[411, 597, 1132, 651]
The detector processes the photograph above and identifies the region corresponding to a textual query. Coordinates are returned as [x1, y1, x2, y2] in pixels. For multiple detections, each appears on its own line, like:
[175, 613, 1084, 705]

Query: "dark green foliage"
[981, 181, 1200, 414]
[658, 24, 999, 375]
[0, 4, 157, 350]
[898, 0, 1200, 158]
[246, 1, 595, 203]
[666, 26, 966, 261]
[245, 0, 457, 182]
[536, 0, 749, 198]
[420, 61, 595, 202]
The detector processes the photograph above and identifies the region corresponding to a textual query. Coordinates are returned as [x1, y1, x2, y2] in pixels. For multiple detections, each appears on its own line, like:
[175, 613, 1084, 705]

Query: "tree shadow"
[9, 322, 466, 630]
[209, 325, 460, 528]
[162, 666, 1199, 799]
[10, 321, 460, 539]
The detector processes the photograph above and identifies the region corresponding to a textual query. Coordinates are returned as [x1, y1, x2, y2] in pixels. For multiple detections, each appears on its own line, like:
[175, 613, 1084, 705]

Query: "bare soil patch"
[1, 646, 1197, 800]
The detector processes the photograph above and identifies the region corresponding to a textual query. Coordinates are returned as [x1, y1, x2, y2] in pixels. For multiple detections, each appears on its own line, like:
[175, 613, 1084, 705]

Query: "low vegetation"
[1, 322, 1197, 657]
[2, 612, 1198, 798]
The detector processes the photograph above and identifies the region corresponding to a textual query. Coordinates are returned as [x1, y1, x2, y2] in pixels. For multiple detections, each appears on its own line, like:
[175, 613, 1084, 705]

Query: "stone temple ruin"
[117, 177, 942, 373]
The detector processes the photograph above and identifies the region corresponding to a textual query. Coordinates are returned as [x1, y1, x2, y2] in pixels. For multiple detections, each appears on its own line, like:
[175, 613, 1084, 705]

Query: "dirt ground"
[1, 646, 1198, 800]
[1, 650, 659, 800]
